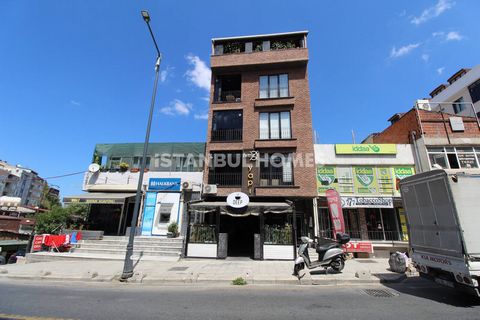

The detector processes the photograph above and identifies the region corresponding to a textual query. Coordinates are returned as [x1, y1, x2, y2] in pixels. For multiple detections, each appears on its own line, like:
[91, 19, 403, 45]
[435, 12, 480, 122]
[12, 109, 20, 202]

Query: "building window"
[211, 110, 243, 141]
[208, 153, 242, 186]
[109, 157, 121, 169]
[452, 97, 465, 114]
[259, 112, 291, 139]
[259, 74, 289, 98]
[214, 75, 241, 102]
[259, 153, 294, 186]
[427, 146, 480, 169]
[468, 78, 480, 104]
[133, 156, 151, 169]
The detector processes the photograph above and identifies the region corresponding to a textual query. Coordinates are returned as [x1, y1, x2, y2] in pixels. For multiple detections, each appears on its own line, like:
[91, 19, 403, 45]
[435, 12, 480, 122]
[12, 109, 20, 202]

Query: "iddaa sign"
[226, 192, 250, 209]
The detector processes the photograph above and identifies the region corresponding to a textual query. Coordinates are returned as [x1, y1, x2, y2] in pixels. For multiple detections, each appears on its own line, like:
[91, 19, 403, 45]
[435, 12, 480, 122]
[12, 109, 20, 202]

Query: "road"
[0, 278, 479, 320]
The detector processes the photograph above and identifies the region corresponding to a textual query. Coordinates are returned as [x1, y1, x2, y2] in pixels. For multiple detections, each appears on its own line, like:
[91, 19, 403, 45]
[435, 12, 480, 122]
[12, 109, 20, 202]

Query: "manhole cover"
[363, 289, 398, 298]
[355, 260, 377, 264]
[168, 267, 189, 271]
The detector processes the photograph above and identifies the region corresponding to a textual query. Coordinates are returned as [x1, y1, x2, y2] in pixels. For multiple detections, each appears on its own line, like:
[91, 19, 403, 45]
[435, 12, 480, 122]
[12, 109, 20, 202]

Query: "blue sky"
[1, 0, 479, 198]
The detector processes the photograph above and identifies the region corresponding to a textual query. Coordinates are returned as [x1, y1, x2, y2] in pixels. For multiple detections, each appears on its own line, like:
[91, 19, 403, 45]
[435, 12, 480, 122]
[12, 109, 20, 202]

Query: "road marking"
[0, 313, 73, 320]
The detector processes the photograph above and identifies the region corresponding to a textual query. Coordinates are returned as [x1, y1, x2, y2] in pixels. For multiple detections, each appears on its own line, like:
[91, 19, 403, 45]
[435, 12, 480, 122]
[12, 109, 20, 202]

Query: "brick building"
[187, 31, 317, 260]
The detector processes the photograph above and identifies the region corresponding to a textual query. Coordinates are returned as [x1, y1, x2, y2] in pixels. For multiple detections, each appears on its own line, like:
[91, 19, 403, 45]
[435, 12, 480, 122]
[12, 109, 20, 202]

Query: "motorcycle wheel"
[330, 257, 345, 272]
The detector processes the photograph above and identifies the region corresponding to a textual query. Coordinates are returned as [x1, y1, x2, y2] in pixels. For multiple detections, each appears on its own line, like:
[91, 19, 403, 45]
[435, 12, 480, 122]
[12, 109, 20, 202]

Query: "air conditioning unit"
[203, 184, 217, 195]
[182, 181, 193, 190]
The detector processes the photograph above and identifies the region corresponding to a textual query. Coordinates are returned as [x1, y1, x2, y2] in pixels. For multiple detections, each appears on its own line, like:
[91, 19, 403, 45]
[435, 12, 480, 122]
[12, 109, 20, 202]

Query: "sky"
[1, 0, 479, 199]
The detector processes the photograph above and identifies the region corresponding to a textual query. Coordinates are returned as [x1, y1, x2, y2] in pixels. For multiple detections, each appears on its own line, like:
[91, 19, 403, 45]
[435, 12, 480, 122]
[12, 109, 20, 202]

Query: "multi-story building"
[367, 67, 480, 174]
[64, 143, 205, 236]
[0, 160, 46, 208]
[187, 31, 317, 260]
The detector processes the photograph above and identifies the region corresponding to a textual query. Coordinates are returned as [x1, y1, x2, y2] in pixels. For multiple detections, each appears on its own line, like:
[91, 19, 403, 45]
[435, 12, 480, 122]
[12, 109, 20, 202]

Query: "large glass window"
[259, 111, 291, 139]
[211, 110, 243, 141]
[133, 156, 151, 169]
[259, 153, 294, 186]
[259, 74, 289, 98]
[427, 146, 480, 169]
[452, 97, 465, 114]
[468, 78, 480, 104]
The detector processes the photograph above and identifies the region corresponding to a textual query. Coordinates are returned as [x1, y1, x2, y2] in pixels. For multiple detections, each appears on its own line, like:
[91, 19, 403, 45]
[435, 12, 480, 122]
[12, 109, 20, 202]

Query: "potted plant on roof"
[119, 162, 129, 172]
[130, 167, 140, 173]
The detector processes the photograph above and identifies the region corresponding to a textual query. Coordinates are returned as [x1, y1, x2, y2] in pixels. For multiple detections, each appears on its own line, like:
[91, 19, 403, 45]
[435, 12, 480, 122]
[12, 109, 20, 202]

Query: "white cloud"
[70, 100, 81, 106]
[437, 67, 445, 75]
[185, 54, 211, 92]
[160, 65, 174, 83]
[411, 0, 454, 25]
[445, 31, 464, 41]
[390, 43, 421, 58]
[160, 99, 192, 116]
[421, 54, 430, 62]
[194, 113, 209, 120]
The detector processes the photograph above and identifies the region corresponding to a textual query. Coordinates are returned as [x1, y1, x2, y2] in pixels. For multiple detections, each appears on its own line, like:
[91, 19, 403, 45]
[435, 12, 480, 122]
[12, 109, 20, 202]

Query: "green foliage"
[232, 277, 247, 285]
[35, 204, 89, 234]
[40, 185, 61, 210]
[119, 162, 129, 171]
[189, 224, 216, 243]
[271, 40, 297, 50]
[264, 224, 292, 245]
[167, 222, 178, 235]
[223, 42, 242, 54]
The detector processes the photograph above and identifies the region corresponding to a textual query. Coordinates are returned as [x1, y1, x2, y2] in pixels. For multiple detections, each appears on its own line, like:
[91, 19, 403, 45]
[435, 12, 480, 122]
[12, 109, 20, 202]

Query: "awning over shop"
[189, 201, 292, 217]
[0, 240, 28, 246]
[63, 193, 136, 205]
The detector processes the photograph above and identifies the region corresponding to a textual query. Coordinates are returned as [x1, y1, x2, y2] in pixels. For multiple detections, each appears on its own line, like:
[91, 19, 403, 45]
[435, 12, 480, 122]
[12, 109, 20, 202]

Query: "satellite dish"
[88, 163, 100, 173]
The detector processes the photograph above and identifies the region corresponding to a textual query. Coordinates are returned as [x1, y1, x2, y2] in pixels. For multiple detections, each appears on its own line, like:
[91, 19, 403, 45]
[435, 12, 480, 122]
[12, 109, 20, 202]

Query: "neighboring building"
[0, 160, 46, 208]
[0, 215, 35, 261]
[187, 31, 317, 260]
[64, 143, 205, 236]
[427, 65, 480, 118]
[314, 144, 416, 257]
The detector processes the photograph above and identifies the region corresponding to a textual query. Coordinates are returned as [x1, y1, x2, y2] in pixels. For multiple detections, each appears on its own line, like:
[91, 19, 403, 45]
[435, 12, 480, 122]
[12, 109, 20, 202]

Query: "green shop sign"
[335, 144, 397, 154]
[316, 166, 337, 193]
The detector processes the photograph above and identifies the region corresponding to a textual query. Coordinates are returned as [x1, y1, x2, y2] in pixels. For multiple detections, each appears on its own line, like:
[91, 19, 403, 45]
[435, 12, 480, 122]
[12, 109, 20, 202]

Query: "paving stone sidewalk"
[0, 258, 409, 286]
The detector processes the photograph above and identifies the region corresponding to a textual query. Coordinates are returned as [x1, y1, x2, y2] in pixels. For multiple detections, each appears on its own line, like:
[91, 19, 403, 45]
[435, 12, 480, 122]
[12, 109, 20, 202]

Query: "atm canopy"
[63, 193, 135, 205]
[189, 201, 292, 217]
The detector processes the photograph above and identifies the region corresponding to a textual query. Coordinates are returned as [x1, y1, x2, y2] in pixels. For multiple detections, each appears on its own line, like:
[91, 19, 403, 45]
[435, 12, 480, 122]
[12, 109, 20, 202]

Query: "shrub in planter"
[167, 222, 178, 237]
[119, 162, 129, 172]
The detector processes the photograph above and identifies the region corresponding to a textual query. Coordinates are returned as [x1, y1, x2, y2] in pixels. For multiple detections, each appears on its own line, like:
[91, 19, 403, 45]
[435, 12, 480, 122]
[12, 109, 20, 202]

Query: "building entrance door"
[220, 215, 259, 257]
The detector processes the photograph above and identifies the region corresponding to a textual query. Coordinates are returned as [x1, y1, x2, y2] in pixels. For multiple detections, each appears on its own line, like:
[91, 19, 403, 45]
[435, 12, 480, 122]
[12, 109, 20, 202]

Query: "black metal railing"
[259, 172, 293, 186]
[367, 230, 402, 241]
[208, 172, 242, 186]
[215, 90, 241, 102]
[211, 128, 243, 142]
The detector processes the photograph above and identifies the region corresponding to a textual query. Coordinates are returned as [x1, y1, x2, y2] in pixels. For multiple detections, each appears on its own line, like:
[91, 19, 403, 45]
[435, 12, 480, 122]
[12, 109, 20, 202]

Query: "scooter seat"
[316, 242, 339, 254]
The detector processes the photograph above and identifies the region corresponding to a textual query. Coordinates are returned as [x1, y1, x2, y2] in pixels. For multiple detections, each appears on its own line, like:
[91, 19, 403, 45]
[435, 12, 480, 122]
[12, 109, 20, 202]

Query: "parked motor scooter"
[293, 233, 350, 277]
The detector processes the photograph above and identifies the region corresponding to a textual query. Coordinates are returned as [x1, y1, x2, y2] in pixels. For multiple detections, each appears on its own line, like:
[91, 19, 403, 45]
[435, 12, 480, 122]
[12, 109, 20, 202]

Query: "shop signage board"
[148, 178, 181, 191]
[335, 144, 397, 155]
[32, 235, 44, 252]
[341, 196, 393, 208]
[227, 192, 250, 208]
[326, 189, 345, 235]
[353, 167, 378, 194]
[141, 192, 158, 236]
[343, 241, 373, 253]
[316, 166, 337, 193]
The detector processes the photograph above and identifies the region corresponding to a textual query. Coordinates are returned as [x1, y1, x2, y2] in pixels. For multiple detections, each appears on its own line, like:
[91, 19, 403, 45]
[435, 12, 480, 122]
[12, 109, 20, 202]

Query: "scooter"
[293, 233, 350, 277]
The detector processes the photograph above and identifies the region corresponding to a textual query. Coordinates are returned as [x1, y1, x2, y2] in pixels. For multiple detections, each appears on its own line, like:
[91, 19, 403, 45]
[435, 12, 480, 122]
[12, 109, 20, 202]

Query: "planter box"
[187, 243, 217, 258]
[263, 244, 294, 260]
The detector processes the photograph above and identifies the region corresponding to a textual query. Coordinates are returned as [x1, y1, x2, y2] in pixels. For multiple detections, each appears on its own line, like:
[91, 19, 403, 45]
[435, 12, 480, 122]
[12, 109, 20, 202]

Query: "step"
[75, 244, 182, 252]
[25, 252, 179, 263]
[79, 239, 183, 246]
[70, 248, 180, 257]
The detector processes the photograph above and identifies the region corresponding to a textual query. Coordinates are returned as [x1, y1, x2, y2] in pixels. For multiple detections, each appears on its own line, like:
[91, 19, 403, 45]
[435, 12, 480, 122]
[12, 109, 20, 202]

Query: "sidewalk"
[0, 258, 408, 286]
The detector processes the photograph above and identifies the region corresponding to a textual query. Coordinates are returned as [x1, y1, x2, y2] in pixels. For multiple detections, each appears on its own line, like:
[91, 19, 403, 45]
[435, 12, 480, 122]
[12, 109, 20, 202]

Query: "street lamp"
[120, 10, 162, 281]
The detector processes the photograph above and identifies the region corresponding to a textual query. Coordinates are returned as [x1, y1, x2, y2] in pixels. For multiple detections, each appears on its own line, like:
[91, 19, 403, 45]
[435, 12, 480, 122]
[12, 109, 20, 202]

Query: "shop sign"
[449, 117, 465, 132]
[32, 235, 44, 252]
[335, 144, 397, 155]
[341, 196, 393, 208]
[316, 166, 336, 193]
[148, 178, 181, 191]
[227, 192, 250, 209]
[354, 167, 378, 194]
[65, 198, 120, 204]
[343, 241, 373, 253]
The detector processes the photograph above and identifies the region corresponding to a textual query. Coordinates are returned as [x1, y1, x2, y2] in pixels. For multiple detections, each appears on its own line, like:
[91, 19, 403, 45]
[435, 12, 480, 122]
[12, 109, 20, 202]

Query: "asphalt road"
[0, 278, 479, 320]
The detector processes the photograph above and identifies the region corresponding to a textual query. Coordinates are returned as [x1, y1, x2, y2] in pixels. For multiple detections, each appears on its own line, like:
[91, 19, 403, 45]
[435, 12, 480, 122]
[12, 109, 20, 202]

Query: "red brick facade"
[203, 39, 317, 198]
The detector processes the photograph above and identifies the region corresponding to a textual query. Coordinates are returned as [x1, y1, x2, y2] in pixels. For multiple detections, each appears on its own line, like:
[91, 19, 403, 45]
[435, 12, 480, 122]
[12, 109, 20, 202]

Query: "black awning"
[189, 201, 292, 216]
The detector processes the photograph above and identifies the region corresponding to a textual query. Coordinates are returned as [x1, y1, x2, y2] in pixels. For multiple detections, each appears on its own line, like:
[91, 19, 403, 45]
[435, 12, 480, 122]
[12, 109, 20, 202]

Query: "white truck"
[400, 169, 480, 296]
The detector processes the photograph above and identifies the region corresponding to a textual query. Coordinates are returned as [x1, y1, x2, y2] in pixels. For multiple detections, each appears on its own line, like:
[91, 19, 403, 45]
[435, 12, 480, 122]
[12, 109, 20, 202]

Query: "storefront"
[314, 144, 415, 257]
[185, 195, 314, 260]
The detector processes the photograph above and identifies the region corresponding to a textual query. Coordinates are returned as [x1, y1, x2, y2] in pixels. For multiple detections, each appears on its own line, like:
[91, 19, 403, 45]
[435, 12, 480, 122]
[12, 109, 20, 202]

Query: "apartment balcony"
[211, 129, 243, 142]
[208, 172, 242, 187]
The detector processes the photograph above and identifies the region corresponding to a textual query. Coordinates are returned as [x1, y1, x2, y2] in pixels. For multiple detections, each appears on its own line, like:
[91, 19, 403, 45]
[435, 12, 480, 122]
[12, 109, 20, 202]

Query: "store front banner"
[343, 241, 373, 253]
[148, 178, 181, 191]
[335, 144, 397, 155]
[341, 196, 393, 208]
[326, 189, 345, 235]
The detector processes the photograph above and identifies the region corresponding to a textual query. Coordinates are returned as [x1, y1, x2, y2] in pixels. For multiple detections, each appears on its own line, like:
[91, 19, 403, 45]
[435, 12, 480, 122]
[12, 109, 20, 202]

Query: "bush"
[167, 222, 178, 235]
[35, 204, 89, 234]
[232, 277, 247, 286]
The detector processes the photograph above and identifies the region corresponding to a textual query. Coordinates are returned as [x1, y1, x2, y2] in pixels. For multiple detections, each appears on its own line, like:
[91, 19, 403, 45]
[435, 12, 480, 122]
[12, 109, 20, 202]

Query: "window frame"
[426, 146, 480, 169]
[258, 74, 289, 99]
[259, 153, 295, 186]
[258, 111, 292, 140]
[452, 97, 465, 114]
[468, 78, 480, 104]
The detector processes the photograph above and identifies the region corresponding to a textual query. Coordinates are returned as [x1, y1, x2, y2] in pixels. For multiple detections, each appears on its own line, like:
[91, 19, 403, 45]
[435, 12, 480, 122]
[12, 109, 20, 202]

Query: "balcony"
[211, 129, 242, 142]
[208, 172, 242, 187]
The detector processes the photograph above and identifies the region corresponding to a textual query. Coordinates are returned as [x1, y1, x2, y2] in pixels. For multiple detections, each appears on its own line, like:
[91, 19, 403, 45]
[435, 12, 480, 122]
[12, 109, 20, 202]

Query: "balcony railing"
[211, 129, 242, 142]
[214, 90, 241, 103]
[367, 230, 402, 241]
[259, 172, 293, 186]
[208, 172, 242, 186]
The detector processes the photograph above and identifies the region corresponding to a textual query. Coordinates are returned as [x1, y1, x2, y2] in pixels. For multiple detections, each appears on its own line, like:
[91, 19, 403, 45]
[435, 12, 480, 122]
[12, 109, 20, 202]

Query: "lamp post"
[120, 10, 162, 281]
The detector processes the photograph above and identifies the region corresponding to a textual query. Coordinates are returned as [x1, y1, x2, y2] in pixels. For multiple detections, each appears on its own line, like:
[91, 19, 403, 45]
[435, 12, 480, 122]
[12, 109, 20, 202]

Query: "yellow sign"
[335, 144, 397, 154]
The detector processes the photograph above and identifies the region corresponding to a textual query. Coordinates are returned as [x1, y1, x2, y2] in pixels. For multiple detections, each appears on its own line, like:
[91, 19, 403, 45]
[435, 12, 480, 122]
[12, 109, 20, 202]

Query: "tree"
[34, 204, 89, 234]
[40, 185, 61, 210]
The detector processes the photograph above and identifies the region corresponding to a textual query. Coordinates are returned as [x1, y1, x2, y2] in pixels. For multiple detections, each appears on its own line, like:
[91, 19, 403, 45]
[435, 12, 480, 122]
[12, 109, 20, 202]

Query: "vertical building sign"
[354, 167, 378, 194]
[141, 192, 158, 236]
[326, 189, 345, 237]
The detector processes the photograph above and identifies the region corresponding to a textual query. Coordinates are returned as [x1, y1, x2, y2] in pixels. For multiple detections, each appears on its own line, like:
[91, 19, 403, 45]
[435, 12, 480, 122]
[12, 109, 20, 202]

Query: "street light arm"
[145, 21, 161, 58]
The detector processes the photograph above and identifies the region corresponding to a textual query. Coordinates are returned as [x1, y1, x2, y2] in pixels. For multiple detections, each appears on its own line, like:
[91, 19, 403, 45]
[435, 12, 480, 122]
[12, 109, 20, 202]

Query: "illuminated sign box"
[335, 144, 397, 155]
